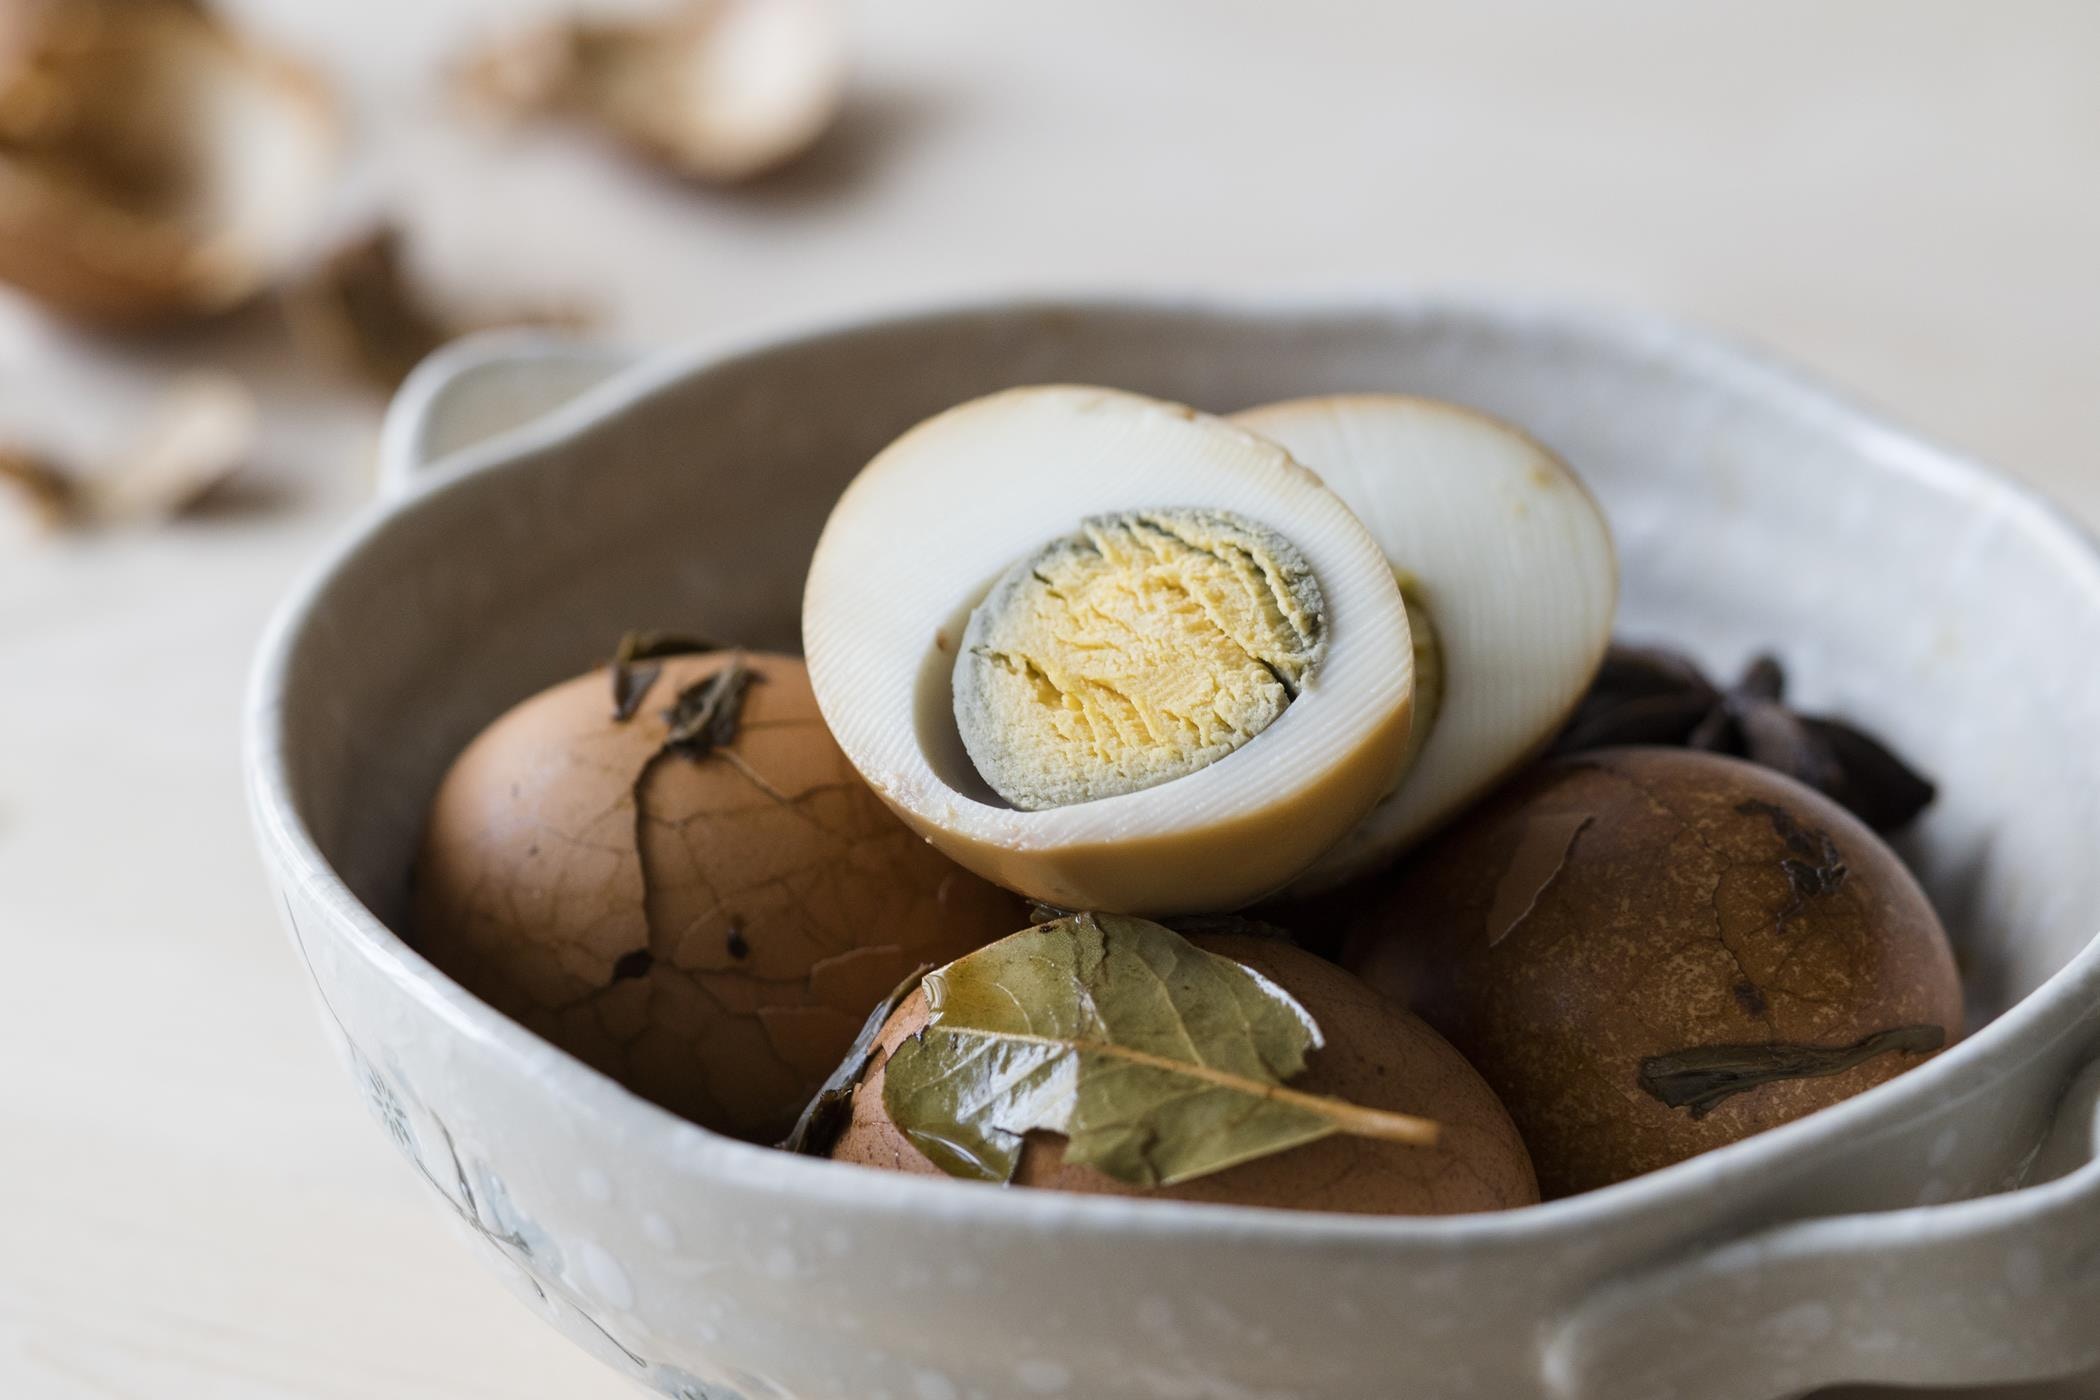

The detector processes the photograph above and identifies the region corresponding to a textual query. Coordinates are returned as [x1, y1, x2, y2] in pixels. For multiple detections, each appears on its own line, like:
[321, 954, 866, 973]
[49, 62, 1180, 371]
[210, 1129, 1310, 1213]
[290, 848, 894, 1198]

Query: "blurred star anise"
[1553, 644, 1936, 832]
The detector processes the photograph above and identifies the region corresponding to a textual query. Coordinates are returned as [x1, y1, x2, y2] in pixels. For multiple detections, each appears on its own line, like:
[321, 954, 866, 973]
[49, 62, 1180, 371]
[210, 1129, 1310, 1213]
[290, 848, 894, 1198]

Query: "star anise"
[1553, 643, 1936, 832]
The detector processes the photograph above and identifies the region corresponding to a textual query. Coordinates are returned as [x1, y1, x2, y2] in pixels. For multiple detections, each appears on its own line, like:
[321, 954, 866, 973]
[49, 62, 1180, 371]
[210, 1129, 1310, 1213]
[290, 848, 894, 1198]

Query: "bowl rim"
[245, 289, 2100, 1245]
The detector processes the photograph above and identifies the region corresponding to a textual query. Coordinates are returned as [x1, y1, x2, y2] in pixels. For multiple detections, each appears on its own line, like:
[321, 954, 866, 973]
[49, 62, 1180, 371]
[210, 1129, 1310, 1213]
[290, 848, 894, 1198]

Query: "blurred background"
[2, 1, 2096, 1395]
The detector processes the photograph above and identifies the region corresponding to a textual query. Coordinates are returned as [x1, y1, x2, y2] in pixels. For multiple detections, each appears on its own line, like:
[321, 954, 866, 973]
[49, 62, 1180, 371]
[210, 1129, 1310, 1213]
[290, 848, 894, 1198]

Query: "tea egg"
[1234, 395, 1617, 891]
[1340, 747, 1962, 1197]
[412, 650, 1026, 1142]
[803, 386, 1419, 914]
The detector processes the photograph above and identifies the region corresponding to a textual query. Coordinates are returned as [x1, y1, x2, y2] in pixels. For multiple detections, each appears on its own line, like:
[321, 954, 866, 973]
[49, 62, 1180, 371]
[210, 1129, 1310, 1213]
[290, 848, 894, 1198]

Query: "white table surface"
[4, 2, 2097, 1396]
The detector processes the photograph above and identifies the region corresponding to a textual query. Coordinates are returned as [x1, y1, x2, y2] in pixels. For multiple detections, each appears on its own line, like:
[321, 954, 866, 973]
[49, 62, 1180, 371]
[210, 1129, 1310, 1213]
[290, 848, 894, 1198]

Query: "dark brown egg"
[1339, 747, 1962, 1198]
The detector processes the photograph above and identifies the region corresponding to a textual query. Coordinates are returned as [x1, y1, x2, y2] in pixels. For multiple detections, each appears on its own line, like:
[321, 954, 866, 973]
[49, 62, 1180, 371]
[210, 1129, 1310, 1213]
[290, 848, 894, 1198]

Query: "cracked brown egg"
[830, 934, 1540, 1215]
[411, 649, 1028, 1143]
[1340, 747, 1962, 1198]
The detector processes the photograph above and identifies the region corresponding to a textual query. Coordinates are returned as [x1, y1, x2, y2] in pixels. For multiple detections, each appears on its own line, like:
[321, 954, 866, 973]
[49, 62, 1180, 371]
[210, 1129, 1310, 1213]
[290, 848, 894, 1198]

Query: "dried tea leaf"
[611, 630, 718, 721]
[661, 655, 756, 758]
[0, 446, 76, 533]
[779, 965, 928, 1157]
[1556, 642, 1939, 833]
[283, 224, 588, 390]
[1736, 798, 1848, 907]
[1638, 1024, 1946, 1118]
[880, 912, 1438, 1188]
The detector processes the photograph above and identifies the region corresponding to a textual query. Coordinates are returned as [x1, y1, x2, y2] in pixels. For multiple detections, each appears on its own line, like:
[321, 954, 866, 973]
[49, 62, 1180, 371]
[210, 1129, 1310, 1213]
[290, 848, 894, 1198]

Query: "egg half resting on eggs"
[1233, 395, 1617, 892]
[802, 385, 1418, 914]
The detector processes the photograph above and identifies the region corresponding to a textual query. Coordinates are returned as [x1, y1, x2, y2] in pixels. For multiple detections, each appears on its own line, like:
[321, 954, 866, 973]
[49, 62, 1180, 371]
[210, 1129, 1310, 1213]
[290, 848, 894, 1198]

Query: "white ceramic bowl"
[246, 300, 2100, 1400]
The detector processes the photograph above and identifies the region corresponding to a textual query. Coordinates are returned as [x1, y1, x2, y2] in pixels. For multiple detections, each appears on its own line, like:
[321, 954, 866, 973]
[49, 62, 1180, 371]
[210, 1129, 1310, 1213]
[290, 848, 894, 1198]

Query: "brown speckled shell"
[411, 652, 1028, 1142]
[1340, 747, 1963, 1199]
[830, 934, 1539, 1215]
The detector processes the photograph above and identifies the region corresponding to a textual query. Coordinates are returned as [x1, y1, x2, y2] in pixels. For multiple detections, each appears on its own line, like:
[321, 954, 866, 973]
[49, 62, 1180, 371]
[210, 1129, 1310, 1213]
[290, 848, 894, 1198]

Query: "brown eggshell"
[1339, 747, 1962, 1198]
[412, 651, 1028, 1142]
[830, 934, 1539, 1214]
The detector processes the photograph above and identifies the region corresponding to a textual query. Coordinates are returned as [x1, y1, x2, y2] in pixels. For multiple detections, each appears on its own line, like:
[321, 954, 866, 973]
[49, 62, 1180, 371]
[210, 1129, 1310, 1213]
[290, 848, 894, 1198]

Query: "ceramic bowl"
[246, 299, 2100, 1400]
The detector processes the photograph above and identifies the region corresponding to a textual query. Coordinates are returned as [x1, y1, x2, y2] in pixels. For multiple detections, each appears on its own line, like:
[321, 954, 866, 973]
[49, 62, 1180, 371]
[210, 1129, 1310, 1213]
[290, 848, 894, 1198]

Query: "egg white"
[803, 385, 1416, 913]
[1233, 394, 1618, 892]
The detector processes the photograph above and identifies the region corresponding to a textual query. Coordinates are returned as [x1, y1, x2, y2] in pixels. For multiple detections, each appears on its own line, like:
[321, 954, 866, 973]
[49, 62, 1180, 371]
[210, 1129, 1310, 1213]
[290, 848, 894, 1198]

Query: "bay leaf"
[881, 912, 1437, 1188]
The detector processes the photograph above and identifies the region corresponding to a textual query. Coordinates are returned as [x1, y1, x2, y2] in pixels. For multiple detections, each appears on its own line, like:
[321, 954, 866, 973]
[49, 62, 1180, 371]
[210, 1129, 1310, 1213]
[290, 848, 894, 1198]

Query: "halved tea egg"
[1233, 395, 1617, 891]
[803, 385, 1417, 914]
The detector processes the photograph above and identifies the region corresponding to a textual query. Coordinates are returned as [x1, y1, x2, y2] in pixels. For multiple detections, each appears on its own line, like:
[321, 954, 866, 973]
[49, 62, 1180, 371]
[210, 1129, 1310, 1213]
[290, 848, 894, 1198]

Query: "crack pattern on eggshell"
[412, 651, 1028, 1143]
[1340, 748, 1963, 1199]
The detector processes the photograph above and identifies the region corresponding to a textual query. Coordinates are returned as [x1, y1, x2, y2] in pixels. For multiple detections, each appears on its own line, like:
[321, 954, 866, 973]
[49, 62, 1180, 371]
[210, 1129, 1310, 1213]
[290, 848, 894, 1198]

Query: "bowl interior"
[276, 300, 2100, 1030]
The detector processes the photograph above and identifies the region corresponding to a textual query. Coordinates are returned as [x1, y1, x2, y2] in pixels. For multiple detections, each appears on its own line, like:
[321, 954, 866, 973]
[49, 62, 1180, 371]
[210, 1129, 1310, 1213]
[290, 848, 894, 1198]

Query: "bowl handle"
[377, 330, 636, 500]
[1544, 1052, 2100, 1400]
